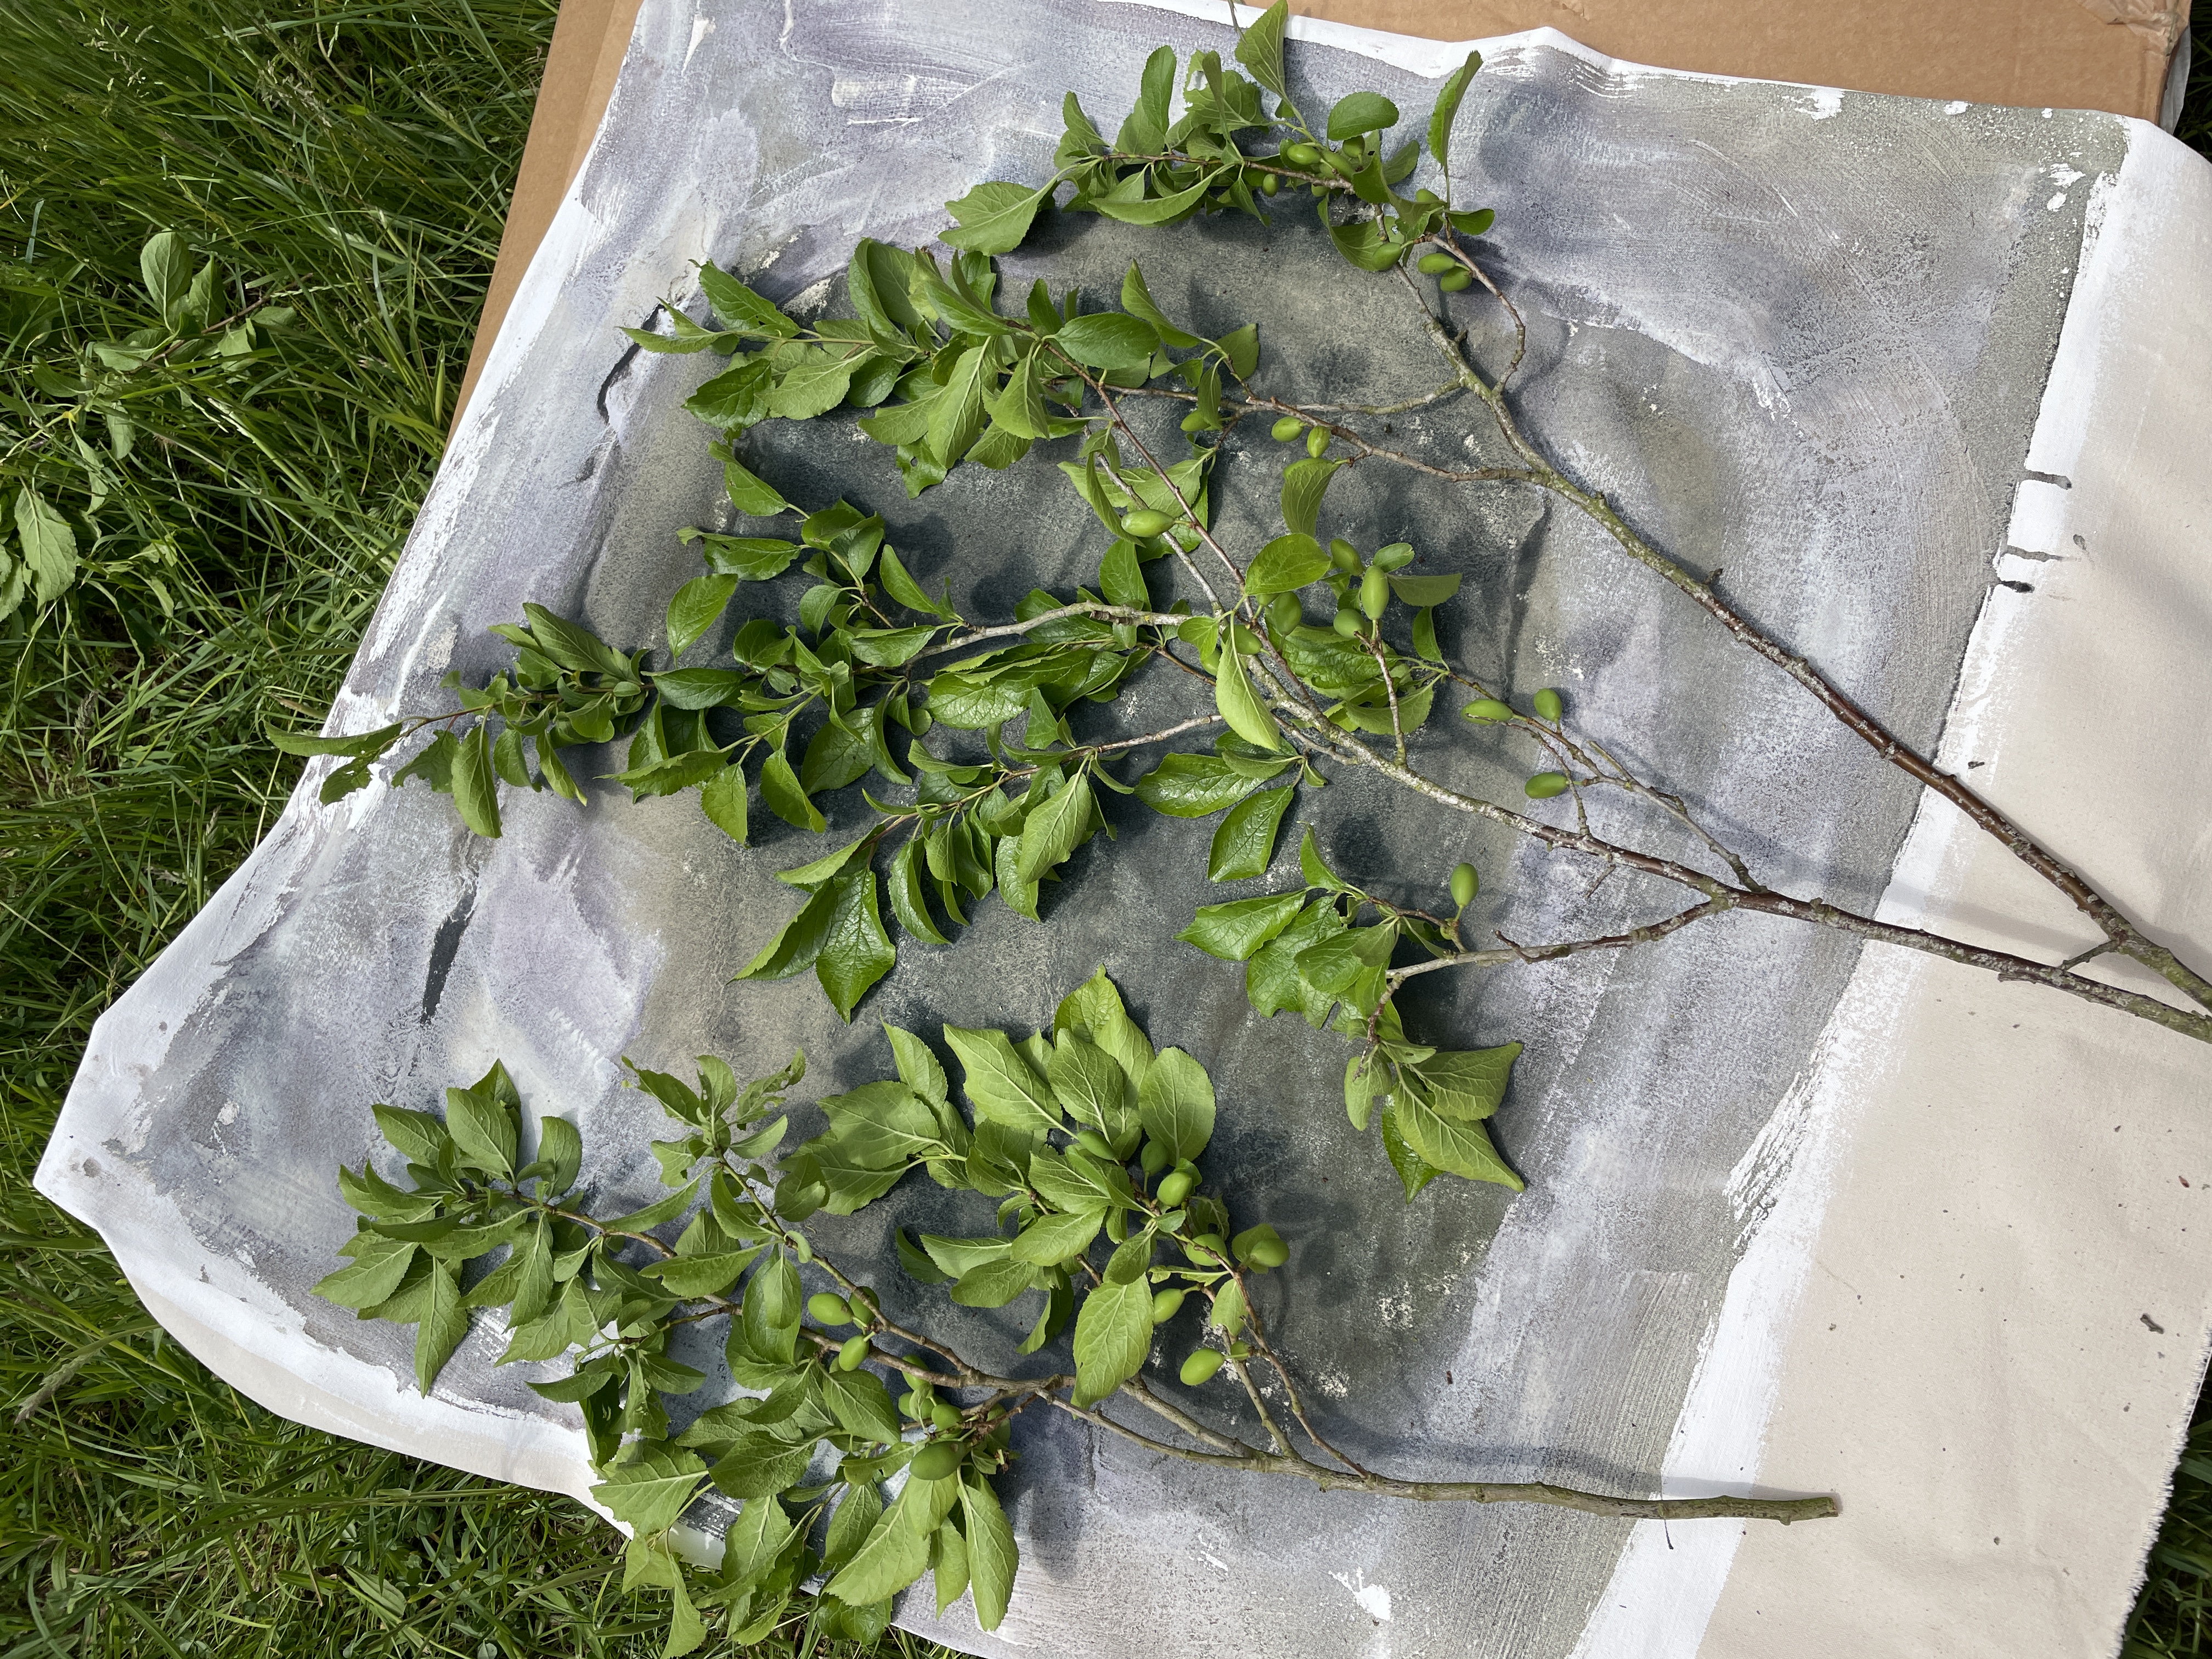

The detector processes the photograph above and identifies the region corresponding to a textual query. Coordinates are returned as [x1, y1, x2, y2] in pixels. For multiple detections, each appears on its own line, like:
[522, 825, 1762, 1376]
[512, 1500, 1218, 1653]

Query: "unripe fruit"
[1246, 1233, 1289, 1268]
[1180, 1348, 1226, 1385]
[1074, 1128, 1114, 1160]
[1283, 143, 1322, 167]
[1190, 1232, 1226, 1259]
[1152, 1288, 1186, 1323]
[900, 1391, 927, 1419]
[1120, 509, 1173, 538]
[1417, 252, 1455, 274]
[835, 1334, 871, 1370]
[1358, 566, 1389, 619]
[1438, 269, 1473, 292]
[1533, 687, 1564, 721]
[1271, 415, 1304, 442]
[1462, 698, 1513, 722]
[1329, 538, 1361, 572]
[1267, 592, 1302, 635]
[1305, 425, 1330, 459]
[910, 1440, 964, 1481]
[930, 1401, 964, 1430]
[1331, 608, 1363, 637]
[1156, 1168, 1195, 1207]
[1140, 1139, 1171, 1175]
[849, 1285, 879, 1320]
[1451, 862, 1479, 908]
[1525, 771, 1571, 799]
[808, 1292, 852, 1327]
[1261, 172, 1280, 196]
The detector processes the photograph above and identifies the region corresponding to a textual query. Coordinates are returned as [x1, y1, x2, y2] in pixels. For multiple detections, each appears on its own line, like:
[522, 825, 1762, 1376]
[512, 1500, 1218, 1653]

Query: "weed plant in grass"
[0, 0, 2206, 1652]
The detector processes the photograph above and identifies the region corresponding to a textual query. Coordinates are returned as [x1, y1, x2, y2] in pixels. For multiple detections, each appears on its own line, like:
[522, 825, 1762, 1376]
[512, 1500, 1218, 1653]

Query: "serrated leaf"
[1052, 313, 1156, 371]
[1244, 533, 1329, 597]
[820, 1364, 902, 1444]
[1133, 752, 1282, 816]
[1072, 1274, 1151, 1399]
[1014, 771, 1092, 883]
[413, 1260, 469, 1393]
[451, 724, 501, 839]
[1206, 786, 1293, 881]
[591, 1445, 709, 1537]
[1429, 52, 1481, 174]
[1393, 1088, 1522, 1190]
[1009, 1207, 1104, 1265]
[444, 1066, 518, 1175]
[943, 1026, 1062, 1135]
[825, 1504, 932, 1604]
[758, 752, 825, 833]
[816, 870, 896, 1022]
[698, 263, 799, 338]
[1279, 458, 1344, 539]
[14, 487, 79, 604]
[700, 763, 749, 844]
[1410, 1043, 1521, 1120]
[950, 1258, 1037, 1309]
[720, 454, 790, 515]
[1212, 639, 1282, 753]
[1233, 0, 1290, 97]
[1176, 891, 1304, 961]
[1119, 261, 1199, 348]
[313, 1237, 419, 1310]
[960, 1476, 1018, 1632]
[665, 574, 738, 658]
[1137, 1047, 1214, 1162]
[940, 181, 1052, 255]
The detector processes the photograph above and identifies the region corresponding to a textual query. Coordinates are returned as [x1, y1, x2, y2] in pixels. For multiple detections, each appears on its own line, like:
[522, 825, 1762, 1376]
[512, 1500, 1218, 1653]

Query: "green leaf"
[825, 1504, 932, 1605]
[413, 1261, 469, 1394]
[664, 1575, 707, 1658]
[1212, 639, 1283, 753]
[759, 752, 825, 833]
[943, 1026, 1062, 1136]
[14, 487, 78, 605]
[1294, 921, 1398, 992]
[665, 574, 738, 658]
[539, 1116, 584, 1193]
[710, 1439, 814, 1500]
[1410, 1043, 1521, 1120]
[800, 716, 872, 798]
[722, 1489, 797, 1587]
[768, 347, 856, 420]
[885, 1024, 950, 1105]
[1206, 787, 1294, 881]
[820, 1364, 902, 1444]
[370, 1104, 451, 1167]
[687, 358, 774, 427]
[1233, 0, 1290, 97]
[450, 724, 501, 839]
[1009, 1207, 1104, 1265]
[878, 545, 950, 618]
[1073, 1274, 1152, 1399]
[950, 1258, 1036, 1309]
[927, 343, 992, 467]
[1344, 1053, 1384, 1131]
[1428, 51, 1481, 174]
[1045, 1030, 1129, 1140]
[1052, 313, 1156, 372]
[313, 1237, 419, 1310]
[736, 881, 839, 981]
[1244, 533, 1329, 597]
[1137, 1047, 1215, 1162]
[1014, 772, 1093, 883]
[1119, 261, 1198, 348]
[697, 535, 803, 580]
[1279, 458, 1344, 539]
[960, 1476, 1018, 1632]
[1115, 43, 1177, 153]
[1390, 572, 1462, 607]
[815, 870, 897, 1021]
[940, 181, 1053, 255]
[700, 763, 749, 844]
[1412, 607, 1442, 662]
[933, 1519, 970, 1616]
[1090, 175, 1212, 228]
[1326, 91, 1401, 139]
[643, 1250, 763, 1297]
[1393, 1088, 1523, 1190]
[887, 839, 951, 945]
[591, 1445, 710, 1537]
[720, 454, 790, 515]
[697, 264, 799, 338]
[1212, 323, 1259, 380]
[601, 1180, 701, 1233]
[1133, 752, 1283, 816]
[445, 1066, 518, 1175]
[1177, 890, 1305, 961]
[1052, 968, 1154, 1099]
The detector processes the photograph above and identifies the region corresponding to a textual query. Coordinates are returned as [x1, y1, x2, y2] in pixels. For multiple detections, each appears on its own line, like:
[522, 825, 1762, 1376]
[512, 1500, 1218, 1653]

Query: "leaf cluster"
[321, 970, 1290, 1650]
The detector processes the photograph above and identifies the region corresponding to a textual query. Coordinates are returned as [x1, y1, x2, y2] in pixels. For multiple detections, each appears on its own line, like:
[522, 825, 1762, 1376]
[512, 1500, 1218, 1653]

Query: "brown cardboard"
[452, 0, 2187, 423]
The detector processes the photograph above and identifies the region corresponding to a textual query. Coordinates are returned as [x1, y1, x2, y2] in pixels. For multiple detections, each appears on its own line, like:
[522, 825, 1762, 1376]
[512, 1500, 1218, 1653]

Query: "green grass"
[1, 2, 2208, 1653]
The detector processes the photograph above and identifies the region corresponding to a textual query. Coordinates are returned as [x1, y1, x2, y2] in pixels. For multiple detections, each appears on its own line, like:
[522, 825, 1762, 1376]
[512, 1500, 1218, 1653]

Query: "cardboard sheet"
[41, 3, 2212, 1655]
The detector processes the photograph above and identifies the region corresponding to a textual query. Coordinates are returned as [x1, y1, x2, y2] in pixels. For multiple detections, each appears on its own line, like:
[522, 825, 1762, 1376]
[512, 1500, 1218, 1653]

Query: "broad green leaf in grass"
[591, 1445, 709, 1537]
[139, 230, 192, 324]
[1206, 785, 1294, 881]
[14, 486, 77, 603]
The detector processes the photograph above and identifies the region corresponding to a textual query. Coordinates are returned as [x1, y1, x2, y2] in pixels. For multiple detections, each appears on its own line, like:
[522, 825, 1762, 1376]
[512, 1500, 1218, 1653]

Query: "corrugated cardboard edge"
[447, 0, 2190, 428]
